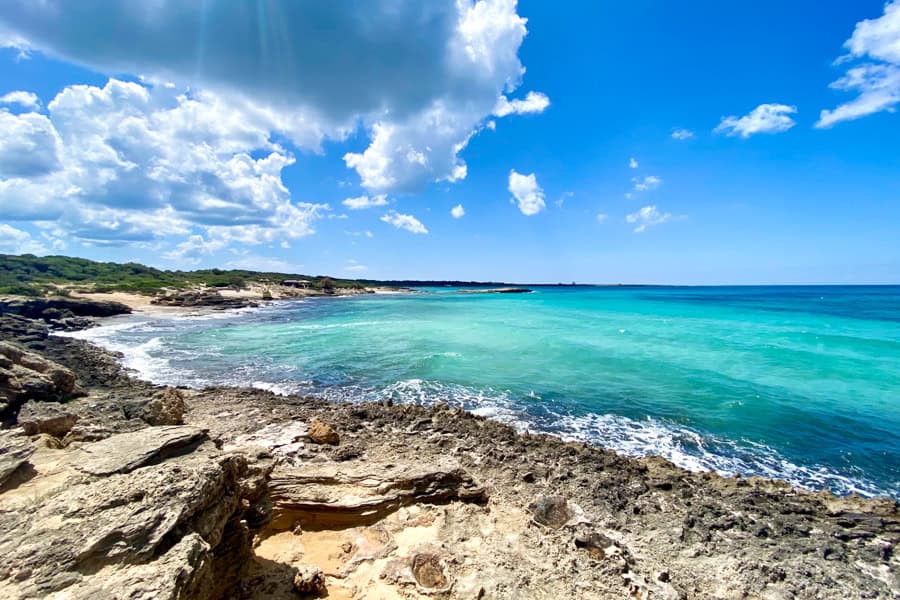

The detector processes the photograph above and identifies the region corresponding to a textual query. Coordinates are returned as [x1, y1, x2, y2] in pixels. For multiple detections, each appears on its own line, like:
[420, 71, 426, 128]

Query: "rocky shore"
[0, 307, 898, 599]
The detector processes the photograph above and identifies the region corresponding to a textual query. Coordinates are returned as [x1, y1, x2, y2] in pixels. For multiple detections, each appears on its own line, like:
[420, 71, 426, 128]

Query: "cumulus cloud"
[0, 0, 548, 200]
[0, 78, 327, 251]
[0, 110, 61, 177]
[451, 204, 465, 218]
[508, 169, 545, 216]
[629, 157, 638, 169]
[626, 205, 672, 233]
[0, 223, 49, 255]
[715, 104, 797, 138]
[632, 175, 662, 192]
[342, 195, 389, 210]
[555, 191, 573, 207]
[671, 128, 694, 140]
[0, 90, 39, 109]
[493, 91, 550, 117]
[817, 2, 900, 128]
[381, 210, 429, 234]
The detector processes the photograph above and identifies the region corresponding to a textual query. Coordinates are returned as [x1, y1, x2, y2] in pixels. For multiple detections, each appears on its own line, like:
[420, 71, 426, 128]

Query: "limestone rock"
[0, 447, 273, 599]
[124, 388, 186, 426]
[529, 495, 574, 529]
[307, 417, 339, 445]
[0, 315, 48, 348]
[74, 425, 207, 476]
[0, 297, 131, 320]
[269, 458, 486, 528]
[0, 429, 34, 485]
[292, 563, 326, 595]
[17, 401, 78, 437]
[0, 341, 78, 419]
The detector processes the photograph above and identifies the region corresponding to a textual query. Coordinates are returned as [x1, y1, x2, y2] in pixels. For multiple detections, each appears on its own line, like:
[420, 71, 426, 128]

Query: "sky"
[0, 0, 898, 285]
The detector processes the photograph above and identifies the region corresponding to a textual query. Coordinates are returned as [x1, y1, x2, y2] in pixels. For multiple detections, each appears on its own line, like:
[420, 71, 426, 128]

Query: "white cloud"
[342, 194, 389, 210]
[817, 2, 900, 128]
[225, 255, 304, 273]
[493, 91, 550, 117]
[555, 191, 573, 207]
[0, 78, 328, 251]
[380, 210, 428, 234]
[632, 175, 662, 192]
[0, 0, 548, 196]
[344, 260, 369, 274]
[596, 213, 608, 223]
[451, 204, 465, 218]
[0, 90, 39, 110]
[0, 110, 61, 177]
[671, 128, 695, 140]
[715, 104, 797, 138]
[629, 157, 638, 169]
[626, 205, 673, 233]
[0, 223, 49, 254]
[508, 169, 545, 216]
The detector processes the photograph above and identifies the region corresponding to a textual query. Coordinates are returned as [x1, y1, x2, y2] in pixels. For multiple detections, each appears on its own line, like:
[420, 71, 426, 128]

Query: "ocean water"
[66, 286, 900, 498]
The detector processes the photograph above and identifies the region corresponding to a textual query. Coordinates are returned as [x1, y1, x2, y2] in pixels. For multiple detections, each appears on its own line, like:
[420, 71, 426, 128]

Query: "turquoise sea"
[70, 286, 900, 498]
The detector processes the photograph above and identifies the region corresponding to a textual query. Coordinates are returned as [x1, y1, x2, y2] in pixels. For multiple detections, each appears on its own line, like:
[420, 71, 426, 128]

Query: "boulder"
[292, 563, 326, 596]
[0, 341, 78, 420]
[529, 495, 574, 529]
[17, 400, 78, 437]
[124, 388, 186, 426]
[0, 429, 34, 486]
[307, 417, 339, 445]
[74, 425, 207, 476]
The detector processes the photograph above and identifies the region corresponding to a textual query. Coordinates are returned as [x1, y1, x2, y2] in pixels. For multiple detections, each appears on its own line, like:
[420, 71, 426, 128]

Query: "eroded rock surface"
[74, 425, 207, 476]
[0, 341, 78, 420]
[17, 400, 78, 437]
[0, 429, 34, 485]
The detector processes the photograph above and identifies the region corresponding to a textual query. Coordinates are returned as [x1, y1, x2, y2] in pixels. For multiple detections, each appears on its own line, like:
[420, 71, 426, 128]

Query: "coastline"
[1, 305, 898, 598]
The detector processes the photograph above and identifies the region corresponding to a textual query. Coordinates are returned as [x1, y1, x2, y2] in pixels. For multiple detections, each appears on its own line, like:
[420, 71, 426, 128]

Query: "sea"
[62, 285, 900, 498]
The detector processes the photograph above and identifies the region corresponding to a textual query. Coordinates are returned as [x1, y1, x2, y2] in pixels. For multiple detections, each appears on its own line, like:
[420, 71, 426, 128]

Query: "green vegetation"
[0, 254, 366, 296]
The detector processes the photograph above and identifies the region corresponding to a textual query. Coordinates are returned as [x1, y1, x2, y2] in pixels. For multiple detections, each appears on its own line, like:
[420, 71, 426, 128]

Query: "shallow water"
[67, 286, 900, 498]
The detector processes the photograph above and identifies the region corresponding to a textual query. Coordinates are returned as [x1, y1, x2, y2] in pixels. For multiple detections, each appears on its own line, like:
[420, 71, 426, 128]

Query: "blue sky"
[0, 0, 898, 284]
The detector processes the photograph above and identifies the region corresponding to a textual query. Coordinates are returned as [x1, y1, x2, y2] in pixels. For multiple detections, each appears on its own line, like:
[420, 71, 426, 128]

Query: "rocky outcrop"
[16, 400, 78, 437]
[268, 458, 487, 529]
[151, 290, 259, 310]
[74, 425, 207, 476]
[0, 341, 78, 420]
[0, 297, 131, 331]
[0, 429, 34, 485]
[0, 315, 49, 348]
[0, 432, 272, 599]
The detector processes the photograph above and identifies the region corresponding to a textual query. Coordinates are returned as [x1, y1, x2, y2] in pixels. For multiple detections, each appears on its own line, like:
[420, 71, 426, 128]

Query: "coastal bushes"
[0, 254, 364, 296]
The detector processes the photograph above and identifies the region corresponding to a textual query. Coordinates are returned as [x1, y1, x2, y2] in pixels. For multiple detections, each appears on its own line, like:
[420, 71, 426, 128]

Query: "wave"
[56, 316, 894, 498]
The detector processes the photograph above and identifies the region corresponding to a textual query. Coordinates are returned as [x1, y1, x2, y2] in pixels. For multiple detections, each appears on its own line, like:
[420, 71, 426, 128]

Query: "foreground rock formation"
[0, 310, 897, 599]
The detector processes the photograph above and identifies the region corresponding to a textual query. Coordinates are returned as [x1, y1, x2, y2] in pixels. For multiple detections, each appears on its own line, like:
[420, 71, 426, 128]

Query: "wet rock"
[307, 417, 339, 445]
[74, 425, 207, 476]
[0, 315, 49, 348]
[529, 495, 574, 529]
[292, 563, 326, 596]
[0, 297, 131, 319]
[17, 400, 78, 437]
[0, 341, 78, 420]
[0, 429, 34, 485]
